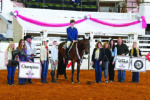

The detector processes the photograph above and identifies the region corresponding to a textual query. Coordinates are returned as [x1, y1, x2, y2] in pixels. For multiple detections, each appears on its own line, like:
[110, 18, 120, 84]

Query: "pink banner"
[90, 16, 146, 29]
[14, 10, 147, 28]
[14, 10, 87, 27]
[90, 17, 140, 27]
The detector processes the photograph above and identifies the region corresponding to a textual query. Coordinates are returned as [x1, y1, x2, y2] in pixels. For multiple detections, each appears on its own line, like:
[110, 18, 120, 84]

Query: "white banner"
[19, 62, 41, 79]
[131, 57, 146, 72]
[15, 8, 145, 35]
[115, 56, 130, 70]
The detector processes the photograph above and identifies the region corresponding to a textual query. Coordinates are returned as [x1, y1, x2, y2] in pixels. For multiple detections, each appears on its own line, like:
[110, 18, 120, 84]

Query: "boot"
[65, 48, 70, 59]
[51, 71, 57, 83]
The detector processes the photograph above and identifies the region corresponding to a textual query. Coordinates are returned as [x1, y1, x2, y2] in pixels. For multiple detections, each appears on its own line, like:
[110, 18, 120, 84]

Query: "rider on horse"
[66, 19, 78, 58]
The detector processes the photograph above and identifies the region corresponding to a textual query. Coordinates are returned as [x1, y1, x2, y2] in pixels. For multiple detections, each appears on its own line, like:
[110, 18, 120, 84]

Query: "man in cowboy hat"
[40, 37, 49, 83]
[66, 19, 78, 58]
[50, 39, 58, 83]
[24, 35, 36, 84]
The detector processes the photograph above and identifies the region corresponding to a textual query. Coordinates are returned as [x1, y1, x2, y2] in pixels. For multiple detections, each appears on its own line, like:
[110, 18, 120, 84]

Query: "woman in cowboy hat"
[40, 38, 49, 83]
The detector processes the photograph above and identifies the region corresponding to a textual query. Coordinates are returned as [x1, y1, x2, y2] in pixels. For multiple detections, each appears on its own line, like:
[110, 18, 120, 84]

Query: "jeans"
[7, 66, 16, 84]
[103, 61, 109, 79]
[41, 59, 49, 82]
[109, 57, 115, 81]
[18, 60, 26, 84]
[118, 70, 125, 82]
[132, 72, 139, 82]
[94, 60, 102, 83]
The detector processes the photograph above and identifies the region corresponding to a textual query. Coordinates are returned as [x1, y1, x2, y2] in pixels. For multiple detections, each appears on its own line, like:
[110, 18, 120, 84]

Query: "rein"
[76, 42, 85, 63]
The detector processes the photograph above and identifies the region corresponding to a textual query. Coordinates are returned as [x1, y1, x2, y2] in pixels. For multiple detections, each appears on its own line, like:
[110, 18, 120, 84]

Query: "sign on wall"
[19, 62, 41, 79]
[115, 56, 130, 70]
[131, 57, 146, 72]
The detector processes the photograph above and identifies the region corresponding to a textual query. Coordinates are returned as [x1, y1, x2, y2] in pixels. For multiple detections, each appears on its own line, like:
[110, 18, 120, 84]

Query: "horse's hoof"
[78, 81, 80, 84]
[65, 78, 68, 80]
[56, 78, 59, 80]
[71, 82, 74, 84]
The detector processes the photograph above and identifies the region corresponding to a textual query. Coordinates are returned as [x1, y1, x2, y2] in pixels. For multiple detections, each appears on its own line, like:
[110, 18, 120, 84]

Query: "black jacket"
[104, 48, 112, 61]
[116, 43, 129, 55]
[92, 48, 105, 62]
[129, 48, 142, 57]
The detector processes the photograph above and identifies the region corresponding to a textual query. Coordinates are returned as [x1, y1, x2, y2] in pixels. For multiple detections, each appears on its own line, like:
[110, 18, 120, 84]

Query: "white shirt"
[50, 45, 58, 61]
[25, 41, 36, 56]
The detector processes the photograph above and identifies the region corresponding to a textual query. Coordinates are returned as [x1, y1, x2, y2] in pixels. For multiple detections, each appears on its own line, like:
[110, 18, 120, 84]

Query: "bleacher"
[22, 0, 98, 11]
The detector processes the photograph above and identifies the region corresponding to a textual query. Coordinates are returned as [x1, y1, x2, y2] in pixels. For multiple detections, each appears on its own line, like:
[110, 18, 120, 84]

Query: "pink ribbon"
[89, 17, 141, 27]
[141, 16, 147, 29]
[14, 10, 87, 27]
[14, 10, 19, 19]
[14, 10, 147, 28]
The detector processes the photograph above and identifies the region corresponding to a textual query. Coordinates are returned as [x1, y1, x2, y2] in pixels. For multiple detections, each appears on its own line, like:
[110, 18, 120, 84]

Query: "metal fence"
[0, 0, 2, 13]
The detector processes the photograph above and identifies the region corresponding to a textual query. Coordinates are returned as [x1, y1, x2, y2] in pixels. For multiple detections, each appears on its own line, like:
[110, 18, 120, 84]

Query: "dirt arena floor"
[0, 70, 150, 100]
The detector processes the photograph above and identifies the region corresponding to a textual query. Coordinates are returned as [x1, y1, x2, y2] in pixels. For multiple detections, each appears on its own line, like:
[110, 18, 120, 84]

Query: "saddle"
[62, 42, 82, 63]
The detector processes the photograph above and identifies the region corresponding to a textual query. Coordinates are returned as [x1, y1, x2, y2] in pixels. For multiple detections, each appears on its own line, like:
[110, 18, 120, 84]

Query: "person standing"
[5, 42, 17, 85]
[91, 41, 105, 83]
[24, 35, 36, 84]
[129, 42, 142, 83]
[50, 40, 58, 83]
[116, 37, 129, 82]
[40, 38, 49, 83]
[109, 39, 117, 82]
[17, 39, 31, 85]
[103, 42, 112, 83]
[66, 19, 78, 58]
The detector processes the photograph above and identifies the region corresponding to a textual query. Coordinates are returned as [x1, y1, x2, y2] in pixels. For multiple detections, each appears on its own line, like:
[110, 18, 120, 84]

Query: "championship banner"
[131, 57, 146, 72]
[115, 56, 130, 70]
[19, 62, 41, 79]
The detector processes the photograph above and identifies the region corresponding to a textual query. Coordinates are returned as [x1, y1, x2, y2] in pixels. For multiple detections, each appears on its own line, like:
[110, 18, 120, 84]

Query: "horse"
[56, 38, 90, 83]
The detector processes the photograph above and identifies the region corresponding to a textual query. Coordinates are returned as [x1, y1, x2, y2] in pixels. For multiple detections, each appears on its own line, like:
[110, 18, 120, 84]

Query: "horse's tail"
[57, 49, 66, 75]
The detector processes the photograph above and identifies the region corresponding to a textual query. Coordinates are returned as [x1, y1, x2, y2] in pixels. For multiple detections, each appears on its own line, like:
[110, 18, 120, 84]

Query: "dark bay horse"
[57, 39, 89, 83]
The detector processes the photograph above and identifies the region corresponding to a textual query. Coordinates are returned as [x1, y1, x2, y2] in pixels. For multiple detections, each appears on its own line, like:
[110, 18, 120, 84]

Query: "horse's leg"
[64, 59, 68, 80]
[64, 68, 67, 80]
[57, 50, 63, 80]
[77, 62, 81, 83]
[56, 60, 60, 80]
[56, 68, 59, 80]
[71, 61, 75, 83]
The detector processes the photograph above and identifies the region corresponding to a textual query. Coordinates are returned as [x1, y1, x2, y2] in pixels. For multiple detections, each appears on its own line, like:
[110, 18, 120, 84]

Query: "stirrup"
[79, 59, 82, 63]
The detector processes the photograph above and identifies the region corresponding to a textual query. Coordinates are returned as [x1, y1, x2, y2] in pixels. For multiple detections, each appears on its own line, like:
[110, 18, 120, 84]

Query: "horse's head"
[83, 38, 90, 54]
